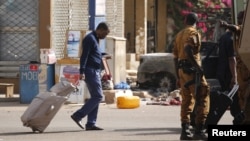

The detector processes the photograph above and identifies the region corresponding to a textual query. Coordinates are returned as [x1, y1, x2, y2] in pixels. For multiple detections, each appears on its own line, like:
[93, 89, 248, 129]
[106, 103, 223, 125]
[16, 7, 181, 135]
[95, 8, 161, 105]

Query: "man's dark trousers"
[73, 68, 103, 127]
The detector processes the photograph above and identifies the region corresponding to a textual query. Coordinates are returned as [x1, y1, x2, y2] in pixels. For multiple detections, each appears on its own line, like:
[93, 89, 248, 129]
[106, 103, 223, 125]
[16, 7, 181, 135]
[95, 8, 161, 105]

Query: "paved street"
[0, 101, 233, 141]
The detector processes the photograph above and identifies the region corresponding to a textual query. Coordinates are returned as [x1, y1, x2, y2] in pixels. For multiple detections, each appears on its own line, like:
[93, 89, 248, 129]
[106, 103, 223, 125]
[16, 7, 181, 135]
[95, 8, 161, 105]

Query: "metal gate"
[0, 0, 39, 61]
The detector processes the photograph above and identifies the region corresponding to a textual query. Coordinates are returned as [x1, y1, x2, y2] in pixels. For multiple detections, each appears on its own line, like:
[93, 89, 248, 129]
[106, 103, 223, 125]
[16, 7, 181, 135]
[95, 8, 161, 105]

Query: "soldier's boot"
[193, 124, 207, 141]
[180, 123, 193, 140]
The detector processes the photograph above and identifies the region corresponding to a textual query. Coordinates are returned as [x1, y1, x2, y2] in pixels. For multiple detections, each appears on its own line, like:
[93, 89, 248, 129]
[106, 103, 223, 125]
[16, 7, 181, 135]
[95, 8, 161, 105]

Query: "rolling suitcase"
[205, 84, 239, 126]
[21, 81, 76, 133]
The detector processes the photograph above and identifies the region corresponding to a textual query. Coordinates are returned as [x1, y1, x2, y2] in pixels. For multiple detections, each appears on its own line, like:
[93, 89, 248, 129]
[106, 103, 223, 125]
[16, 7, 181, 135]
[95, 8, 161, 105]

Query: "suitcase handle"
[227, 84, 239, 98]
[217, 84, 239, 99]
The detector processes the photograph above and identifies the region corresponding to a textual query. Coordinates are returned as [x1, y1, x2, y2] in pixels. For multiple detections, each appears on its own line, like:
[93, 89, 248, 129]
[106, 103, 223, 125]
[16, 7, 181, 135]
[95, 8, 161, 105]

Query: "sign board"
[65, 30, 86, 58]
[19, 64, 48, 104]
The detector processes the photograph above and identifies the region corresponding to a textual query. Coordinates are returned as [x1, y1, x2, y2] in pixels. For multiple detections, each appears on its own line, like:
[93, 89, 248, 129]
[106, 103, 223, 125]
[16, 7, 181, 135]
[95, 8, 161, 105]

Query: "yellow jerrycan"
[116, 95, 140, 109]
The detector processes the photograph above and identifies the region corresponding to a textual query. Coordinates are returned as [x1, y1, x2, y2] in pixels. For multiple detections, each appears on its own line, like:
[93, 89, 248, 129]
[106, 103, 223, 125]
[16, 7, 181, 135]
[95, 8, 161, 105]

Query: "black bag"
[205, 84, 239, 126]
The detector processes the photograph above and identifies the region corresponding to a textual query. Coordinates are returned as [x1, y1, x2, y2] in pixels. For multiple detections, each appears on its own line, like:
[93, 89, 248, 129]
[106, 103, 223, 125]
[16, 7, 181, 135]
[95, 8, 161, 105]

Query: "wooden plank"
[0, 73, 19, 78]
[0, 61, 29, 66]
[0, 67, 19, 71]
[0, 83, 14, 86]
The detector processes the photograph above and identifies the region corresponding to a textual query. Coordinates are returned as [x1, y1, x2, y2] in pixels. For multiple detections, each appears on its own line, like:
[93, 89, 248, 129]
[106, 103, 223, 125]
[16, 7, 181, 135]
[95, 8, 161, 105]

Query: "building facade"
[0, 0, 237, 94]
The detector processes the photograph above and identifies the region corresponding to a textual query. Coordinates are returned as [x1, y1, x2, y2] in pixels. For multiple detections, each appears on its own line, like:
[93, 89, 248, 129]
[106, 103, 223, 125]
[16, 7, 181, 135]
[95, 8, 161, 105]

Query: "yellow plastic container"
[116, 96, 140, 109]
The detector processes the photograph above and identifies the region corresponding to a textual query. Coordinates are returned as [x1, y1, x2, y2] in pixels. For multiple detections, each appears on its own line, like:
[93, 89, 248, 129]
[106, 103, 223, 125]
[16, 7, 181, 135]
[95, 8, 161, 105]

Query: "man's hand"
[219, 20, 228, 27]
[80, 74, 85, 80]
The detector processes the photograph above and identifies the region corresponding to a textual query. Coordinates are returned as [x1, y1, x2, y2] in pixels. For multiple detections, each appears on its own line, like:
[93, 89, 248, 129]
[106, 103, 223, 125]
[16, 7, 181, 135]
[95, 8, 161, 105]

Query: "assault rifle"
[184, 68, 203, 95]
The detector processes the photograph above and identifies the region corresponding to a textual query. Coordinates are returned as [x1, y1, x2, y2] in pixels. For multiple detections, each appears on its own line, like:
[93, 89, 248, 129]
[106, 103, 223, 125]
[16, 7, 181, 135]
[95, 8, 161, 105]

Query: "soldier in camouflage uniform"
[173, 12, 210, 140]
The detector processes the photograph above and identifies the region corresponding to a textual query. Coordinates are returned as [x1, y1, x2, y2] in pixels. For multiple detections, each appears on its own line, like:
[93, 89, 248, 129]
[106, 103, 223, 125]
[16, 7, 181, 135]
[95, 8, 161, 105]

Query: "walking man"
[71, 22, 110, 130]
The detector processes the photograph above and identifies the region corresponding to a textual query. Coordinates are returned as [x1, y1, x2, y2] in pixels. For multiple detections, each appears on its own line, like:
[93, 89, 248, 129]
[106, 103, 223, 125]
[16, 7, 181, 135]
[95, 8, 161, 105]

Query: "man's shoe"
[193, 124, 207, 140]
[71, 115, 84, 129]
[193, 132, 207, 141]
[180, 123, 193, 140]
[85, 126, 103, 131]
[180, 130, 193, 140]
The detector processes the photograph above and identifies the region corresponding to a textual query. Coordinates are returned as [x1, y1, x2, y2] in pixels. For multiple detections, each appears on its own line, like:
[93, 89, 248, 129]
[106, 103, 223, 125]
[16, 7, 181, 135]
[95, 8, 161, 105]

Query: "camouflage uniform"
[173, 26, 210, 126]
[234, 25, 250, 124]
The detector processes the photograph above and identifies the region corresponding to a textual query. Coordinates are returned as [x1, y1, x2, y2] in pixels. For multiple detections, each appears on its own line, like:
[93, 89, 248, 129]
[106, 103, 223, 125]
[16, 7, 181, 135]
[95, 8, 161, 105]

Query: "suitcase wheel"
[32, 127, 43, 133]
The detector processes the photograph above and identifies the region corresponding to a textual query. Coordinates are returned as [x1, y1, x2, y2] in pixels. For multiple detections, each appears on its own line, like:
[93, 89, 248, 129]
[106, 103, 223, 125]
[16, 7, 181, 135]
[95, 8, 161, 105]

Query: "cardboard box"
[40, 49, 57, 64]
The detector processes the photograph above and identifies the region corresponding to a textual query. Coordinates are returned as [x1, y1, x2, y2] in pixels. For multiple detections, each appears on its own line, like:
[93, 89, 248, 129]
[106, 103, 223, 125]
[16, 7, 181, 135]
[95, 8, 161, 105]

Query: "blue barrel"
[19, 64, 40, 104]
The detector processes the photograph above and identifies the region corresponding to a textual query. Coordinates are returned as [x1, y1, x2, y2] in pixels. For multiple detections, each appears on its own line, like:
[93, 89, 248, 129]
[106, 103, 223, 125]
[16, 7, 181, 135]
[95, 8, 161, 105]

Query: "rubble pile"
[143, 89, 182, 106]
